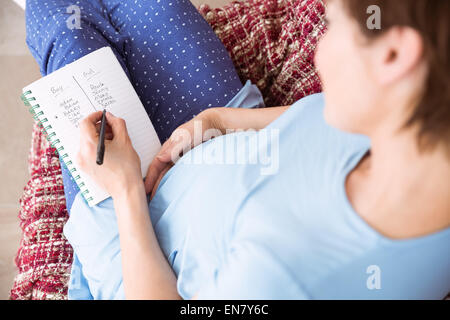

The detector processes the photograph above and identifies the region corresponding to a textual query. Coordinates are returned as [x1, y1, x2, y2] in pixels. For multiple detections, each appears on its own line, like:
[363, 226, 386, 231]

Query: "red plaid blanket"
[10, 0, 325, 299]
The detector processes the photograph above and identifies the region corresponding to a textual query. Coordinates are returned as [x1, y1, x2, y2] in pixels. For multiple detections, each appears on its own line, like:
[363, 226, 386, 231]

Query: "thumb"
[156, 140, 177, 163]
[144, 155, 170, 194]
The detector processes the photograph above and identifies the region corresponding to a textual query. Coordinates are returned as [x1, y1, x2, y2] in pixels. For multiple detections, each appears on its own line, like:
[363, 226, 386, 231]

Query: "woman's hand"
[144, 109, 219, 198]
[143, 105, 290, 198]
[77, 111, 143, 199]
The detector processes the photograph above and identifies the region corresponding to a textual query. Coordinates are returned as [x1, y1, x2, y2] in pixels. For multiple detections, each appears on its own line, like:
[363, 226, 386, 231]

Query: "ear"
[372, 26, 424, 86]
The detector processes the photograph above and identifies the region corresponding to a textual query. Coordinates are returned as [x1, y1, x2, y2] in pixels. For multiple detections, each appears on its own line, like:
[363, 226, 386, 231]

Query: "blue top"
[64, 91, 450, 300]
[150, 93, 450, 299]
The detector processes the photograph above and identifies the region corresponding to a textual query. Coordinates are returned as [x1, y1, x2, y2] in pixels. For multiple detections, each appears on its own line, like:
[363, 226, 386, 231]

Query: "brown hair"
[341, 0, 449, 152]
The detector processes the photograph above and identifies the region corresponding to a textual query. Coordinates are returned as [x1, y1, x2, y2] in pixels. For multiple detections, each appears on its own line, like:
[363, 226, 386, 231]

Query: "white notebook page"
[23, 47, 161, 206]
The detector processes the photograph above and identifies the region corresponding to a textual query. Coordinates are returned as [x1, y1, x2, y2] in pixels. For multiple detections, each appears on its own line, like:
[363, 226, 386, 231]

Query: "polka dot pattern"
[25, 0, 244, 211]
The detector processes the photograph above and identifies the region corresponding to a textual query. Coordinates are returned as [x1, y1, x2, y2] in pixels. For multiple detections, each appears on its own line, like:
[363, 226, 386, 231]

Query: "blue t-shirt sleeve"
[195, 241, 311, 300]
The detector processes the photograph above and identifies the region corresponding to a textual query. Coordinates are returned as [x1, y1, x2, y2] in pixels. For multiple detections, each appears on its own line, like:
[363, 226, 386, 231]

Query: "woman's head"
[315, 0, 449, 152]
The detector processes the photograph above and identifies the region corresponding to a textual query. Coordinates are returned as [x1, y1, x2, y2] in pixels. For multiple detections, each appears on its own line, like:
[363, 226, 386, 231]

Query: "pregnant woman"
[26, 0, 449, 299]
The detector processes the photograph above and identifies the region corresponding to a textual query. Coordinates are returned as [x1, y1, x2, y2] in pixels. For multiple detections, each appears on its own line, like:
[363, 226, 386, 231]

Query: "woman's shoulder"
[288, 92, 326, 119]
[265, 93, 326, 137]
[268, 93, 370, 161]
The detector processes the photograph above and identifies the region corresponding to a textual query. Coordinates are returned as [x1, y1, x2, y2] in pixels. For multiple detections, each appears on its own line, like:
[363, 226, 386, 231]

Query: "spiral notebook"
[20, 47, 161, 207]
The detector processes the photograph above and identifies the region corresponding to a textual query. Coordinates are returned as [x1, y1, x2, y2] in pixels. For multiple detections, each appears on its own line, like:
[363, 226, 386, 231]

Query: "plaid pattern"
[10, 0, 327, 299]
[10, 123, 72, 299]
[199, 0, 326, 107]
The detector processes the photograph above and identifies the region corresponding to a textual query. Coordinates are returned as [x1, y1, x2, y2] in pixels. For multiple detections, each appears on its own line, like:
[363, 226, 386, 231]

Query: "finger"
[150, 126, 194, 167]
[104, 132, 114, 140]
[171, 138, 192, 161]
[144, 156, 170, 194]
[95, 122, 113, 140]
[156, 140, 177, 162]
[167, 128, 193, 162]
[143, 137, 182, 194]
[79, 111, 104, 143]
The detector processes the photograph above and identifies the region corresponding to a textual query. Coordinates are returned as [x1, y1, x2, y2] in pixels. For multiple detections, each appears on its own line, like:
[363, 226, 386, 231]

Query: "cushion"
[10, 0, 326, 299]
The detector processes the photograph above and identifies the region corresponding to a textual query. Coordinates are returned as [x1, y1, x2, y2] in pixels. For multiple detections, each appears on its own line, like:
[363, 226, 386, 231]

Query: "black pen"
[96, 109, 107, 165]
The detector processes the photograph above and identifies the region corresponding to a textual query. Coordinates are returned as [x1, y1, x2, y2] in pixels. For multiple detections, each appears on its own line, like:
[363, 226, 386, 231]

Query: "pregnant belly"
[148, 132, 262, 266]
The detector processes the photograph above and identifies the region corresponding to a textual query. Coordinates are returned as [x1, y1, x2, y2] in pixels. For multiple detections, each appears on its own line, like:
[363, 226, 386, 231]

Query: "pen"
[96, 109, 107, 165]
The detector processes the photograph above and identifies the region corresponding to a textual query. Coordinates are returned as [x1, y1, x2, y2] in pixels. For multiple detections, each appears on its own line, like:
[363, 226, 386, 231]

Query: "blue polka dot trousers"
[25, 0, 244, 209]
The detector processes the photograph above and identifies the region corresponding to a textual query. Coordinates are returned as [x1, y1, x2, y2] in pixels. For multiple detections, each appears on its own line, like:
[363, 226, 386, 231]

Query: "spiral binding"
[21, 90, 94, 204]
